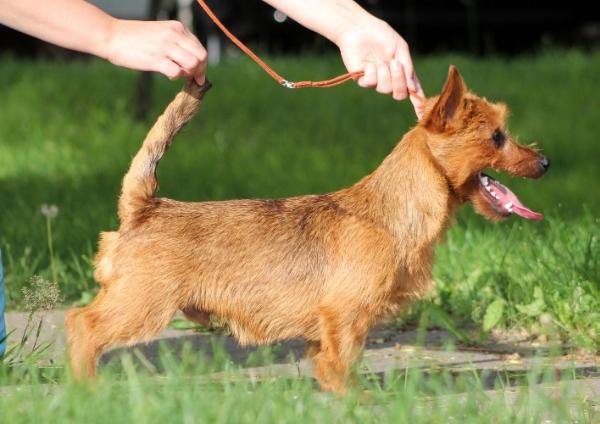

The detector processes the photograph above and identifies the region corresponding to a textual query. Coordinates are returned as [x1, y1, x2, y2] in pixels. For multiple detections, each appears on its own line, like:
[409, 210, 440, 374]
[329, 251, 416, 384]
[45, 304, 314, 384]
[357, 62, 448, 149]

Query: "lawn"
[0, 358, 596, 423]
[0, 50, 598, 345]
[1, 49, 599, 422]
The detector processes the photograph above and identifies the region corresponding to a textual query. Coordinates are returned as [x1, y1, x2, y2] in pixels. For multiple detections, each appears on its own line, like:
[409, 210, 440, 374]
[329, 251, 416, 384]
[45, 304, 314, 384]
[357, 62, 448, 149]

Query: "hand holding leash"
[197, 0, 425, 118]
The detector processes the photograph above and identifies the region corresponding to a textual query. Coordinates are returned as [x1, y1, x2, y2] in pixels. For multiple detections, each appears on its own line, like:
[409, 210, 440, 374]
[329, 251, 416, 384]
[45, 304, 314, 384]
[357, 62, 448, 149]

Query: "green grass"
[1, 50, 599, 348]
[0, 348, 597, 423]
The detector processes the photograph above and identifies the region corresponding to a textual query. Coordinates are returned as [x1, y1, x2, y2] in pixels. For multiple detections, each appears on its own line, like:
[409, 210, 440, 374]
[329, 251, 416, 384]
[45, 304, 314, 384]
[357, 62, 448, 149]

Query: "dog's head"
[420, 65, 549, 221]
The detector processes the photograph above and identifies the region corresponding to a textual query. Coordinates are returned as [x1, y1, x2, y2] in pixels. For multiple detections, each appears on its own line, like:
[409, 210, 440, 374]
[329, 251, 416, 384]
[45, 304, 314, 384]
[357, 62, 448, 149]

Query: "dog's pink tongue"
[494, 181, 544, 221]
[511, 203, 543, 221]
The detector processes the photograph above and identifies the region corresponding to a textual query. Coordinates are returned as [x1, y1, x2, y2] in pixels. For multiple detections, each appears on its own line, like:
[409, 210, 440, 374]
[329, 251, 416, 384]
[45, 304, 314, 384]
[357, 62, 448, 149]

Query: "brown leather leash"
[195, 0, 424, 100]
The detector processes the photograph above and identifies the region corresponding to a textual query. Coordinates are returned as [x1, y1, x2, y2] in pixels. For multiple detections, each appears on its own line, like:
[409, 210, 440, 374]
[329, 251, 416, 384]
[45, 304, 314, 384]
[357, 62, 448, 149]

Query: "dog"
[66, 65, 549, 393]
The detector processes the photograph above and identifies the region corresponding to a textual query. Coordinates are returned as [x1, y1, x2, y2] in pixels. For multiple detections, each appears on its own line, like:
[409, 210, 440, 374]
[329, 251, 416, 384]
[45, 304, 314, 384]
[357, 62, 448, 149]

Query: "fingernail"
[406, 75, 417, 92]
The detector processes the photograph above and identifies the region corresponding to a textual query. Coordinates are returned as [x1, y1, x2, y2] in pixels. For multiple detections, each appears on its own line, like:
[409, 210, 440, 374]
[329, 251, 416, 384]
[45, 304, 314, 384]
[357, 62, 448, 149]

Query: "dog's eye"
[492, 129, 505, 147]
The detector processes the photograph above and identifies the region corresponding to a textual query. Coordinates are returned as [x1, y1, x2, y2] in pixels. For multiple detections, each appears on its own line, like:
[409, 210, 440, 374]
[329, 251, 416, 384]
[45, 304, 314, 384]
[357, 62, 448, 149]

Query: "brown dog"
[66, 66, 549, 392]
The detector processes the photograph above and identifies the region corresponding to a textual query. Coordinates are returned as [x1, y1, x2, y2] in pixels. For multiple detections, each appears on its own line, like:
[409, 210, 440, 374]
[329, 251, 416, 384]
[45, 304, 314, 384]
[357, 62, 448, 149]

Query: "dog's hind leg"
[65, 281, 178, 380]
[311, 307, 370, 394]
[66, 289, 107, 379]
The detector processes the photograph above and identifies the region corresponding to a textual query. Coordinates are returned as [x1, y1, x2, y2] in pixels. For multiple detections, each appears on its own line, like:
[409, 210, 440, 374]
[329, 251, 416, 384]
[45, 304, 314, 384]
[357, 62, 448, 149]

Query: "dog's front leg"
[311, 306, 369, 394]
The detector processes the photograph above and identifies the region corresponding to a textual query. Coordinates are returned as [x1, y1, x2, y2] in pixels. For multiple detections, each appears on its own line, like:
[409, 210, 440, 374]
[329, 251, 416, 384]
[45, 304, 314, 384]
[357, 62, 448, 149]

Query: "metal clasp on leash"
[281, 80, 296, 89]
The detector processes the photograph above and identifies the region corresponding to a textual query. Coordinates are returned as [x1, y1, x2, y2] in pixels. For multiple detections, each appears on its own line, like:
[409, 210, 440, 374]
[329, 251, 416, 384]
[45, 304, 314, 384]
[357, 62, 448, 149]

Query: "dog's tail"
[118, 80, 212, 224]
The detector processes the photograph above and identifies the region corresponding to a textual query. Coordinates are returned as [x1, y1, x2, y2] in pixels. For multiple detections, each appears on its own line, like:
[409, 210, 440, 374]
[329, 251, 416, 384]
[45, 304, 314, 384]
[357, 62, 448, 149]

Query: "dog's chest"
[390, 244, 437, 301]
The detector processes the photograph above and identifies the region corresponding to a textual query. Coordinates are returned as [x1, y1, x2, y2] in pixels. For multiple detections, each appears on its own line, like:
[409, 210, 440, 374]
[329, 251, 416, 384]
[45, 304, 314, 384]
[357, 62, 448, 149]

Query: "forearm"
[0, 0, 114, 58]
[262, 0, 375, 44]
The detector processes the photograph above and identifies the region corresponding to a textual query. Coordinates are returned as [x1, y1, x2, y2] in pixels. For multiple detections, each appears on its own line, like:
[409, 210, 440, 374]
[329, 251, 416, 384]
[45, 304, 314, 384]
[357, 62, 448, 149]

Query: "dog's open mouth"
[477, 172, 543, 220]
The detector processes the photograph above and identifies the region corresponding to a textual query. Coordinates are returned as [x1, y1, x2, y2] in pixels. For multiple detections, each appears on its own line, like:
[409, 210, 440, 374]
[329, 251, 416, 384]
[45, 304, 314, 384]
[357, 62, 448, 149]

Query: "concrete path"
[5, 309, 599, 391]
[5, 309, 196, 364]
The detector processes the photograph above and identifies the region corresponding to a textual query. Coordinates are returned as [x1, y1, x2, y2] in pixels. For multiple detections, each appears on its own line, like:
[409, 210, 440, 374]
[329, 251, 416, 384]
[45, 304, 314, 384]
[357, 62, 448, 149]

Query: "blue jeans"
[0, 249, 6, 357]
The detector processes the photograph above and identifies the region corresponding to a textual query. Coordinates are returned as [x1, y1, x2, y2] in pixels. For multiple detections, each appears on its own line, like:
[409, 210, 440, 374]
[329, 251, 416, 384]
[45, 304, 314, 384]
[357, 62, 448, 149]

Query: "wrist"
[331, 13, 383, 46]
[90, 15, 118, 61]
[327, 7, 385, 47]
[264, 0, 374, 45]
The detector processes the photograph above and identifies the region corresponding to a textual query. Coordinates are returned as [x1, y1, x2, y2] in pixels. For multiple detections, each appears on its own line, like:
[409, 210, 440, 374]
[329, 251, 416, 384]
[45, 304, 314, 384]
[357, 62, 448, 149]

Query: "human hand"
[103, 19, 207, 84]
[334, 17, 425, 118]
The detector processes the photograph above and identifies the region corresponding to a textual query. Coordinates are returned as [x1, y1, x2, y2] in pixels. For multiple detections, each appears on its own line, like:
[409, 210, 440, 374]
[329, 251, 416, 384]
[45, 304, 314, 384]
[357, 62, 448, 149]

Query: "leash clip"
[281, 80, 295, 89]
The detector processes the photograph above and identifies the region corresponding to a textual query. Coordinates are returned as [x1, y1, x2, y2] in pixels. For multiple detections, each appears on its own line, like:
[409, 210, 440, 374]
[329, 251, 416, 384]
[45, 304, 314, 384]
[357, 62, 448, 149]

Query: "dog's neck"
[339, 127, 459, 255]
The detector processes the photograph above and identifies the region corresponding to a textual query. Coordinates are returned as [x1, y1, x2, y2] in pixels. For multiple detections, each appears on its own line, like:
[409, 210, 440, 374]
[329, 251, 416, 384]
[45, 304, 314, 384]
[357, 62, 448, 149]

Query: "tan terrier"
[66, 66, 549, 392]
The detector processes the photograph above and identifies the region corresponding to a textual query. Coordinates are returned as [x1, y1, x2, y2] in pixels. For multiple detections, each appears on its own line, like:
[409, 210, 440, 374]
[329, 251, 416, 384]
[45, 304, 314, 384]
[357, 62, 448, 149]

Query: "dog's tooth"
[494, 193, 500, 200]
[508, 206, 514, 213]
[504, 202, 513, 209]
[481, 176, 489, 186]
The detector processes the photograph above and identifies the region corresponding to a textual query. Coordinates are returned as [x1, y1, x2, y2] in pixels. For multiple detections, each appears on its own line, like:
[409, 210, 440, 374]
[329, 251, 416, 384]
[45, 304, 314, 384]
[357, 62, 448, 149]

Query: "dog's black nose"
[539, 156, 550, 171]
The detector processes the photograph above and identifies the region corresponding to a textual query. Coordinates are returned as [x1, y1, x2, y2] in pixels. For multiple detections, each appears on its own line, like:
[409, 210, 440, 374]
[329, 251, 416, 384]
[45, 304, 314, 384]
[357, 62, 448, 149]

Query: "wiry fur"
[66, 67, 548, 393]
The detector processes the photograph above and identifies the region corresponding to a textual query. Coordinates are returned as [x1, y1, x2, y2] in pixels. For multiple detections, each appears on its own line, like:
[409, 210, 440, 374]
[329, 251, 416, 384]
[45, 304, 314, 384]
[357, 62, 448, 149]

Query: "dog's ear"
[423, 65, 466, 131]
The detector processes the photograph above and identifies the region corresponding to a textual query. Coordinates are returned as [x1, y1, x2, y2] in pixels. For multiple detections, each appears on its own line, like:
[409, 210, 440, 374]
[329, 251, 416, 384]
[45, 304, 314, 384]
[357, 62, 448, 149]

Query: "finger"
[192, 67, 207, 85]
[390, 60, 408, 101]
[167, 44, 201, 79]
[412, 72, 426, 99]
[177, 28, 208, 84]
[357, 63, 377, 88]
[375, 61, 392, 94]
[394, 44, 426, 117]
[156, 58, 184, 80]
[394, 43, 417, 93]
[180, 27, 206, 57]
